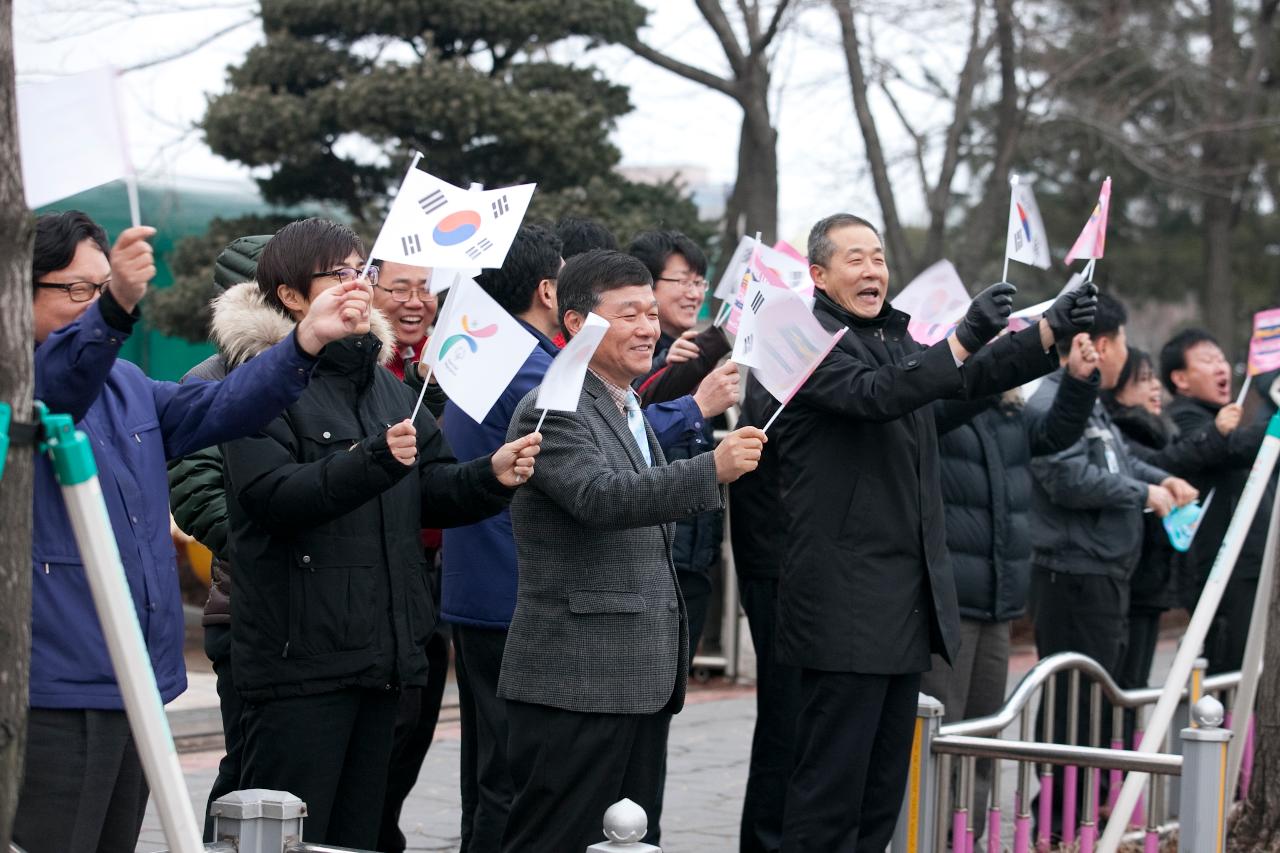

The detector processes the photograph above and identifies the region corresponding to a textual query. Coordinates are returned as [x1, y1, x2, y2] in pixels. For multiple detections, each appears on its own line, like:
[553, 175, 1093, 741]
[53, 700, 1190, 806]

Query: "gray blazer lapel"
[585, 373, 648, 472]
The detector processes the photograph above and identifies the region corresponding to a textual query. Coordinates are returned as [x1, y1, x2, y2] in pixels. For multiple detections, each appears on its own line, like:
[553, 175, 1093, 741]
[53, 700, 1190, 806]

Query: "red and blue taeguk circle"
[433, 210, 483, 246]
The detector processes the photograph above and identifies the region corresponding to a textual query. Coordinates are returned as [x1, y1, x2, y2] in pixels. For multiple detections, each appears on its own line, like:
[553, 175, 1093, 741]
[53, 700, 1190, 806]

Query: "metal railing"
[892, 651, 1244, 853]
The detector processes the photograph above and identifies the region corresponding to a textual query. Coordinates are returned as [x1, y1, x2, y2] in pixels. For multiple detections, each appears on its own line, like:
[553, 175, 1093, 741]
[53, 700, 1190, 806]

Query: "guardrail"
[892, 651, 1244, 853]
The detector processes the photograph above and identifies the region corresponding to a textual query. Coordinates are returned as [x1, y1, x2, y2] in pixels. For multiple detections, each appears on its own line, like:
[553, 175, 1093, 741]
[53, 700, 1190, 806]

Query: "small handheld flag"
[534, 312, 611, 431]
[1065, 177, 1112, 265]
[747, 290, 849, 432]
[421, 276, 536, 423]
[891, 260, 970, 346]
[1002, 174, 1051, 278]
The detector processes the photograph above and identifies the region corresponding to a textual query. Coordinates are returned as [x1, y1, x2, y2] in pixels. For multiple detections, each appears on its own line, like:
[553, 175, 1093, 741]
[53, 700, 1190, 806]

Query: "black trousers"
[781, 669, 921, 853]
[203, 623, 244, 841]
[378, 627, 451, 853]
[453, 624, 514, 853]
[1206, 575, 1259, 674]
[1030, 570, 1129, 839]
[13, 708, 150, 853]
[239, 687, 399, 848]
[738, 576, 801, 853]
[501, 701, 671, 853]
[679, 567, 713, 660]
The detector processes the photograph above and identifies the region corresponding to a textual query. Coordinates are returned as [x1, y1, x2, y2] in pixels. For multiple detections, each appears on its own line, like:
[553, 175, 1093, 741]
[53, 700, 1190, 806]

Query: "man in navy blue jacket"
[18, 211, 369, 853]
[441, 224, 736, 851]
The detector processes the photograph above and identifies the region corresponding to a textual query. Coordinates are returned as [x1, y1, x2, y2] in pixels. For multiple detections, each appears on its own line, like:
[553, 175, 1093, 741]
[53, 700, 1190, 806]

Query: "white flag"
[423, 276, 536, 422]
[369, 166, 535, 269]
[1005, 175, 1052, 270]
[536, 313, 610, 412]
[891, 260, 970, 345]
[751, 290, 848, 405]
[732, 278, 786, 368]
[713, 235, 811, 302]
[18, 68, 133, 209]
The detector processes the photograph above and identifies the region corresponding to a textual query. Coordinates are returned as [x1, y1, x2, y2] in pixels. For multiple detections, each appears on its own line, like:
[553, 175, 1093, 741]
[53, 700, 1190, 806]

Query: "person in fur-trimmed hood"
[218, 218, 541, 849]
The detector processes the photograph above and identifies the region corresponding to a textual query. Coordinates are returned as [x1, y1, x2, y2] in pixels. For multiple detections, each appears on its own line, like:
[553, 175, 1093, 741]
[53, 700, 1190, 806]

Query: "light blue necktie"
[624, 393, 652, 467]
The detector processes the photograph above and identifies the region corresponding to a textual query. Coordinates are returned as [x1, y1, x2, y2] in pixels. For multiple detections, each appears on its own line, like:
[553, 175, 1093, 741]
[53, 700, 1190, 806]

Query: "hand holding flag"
[490, 432, 542, 487]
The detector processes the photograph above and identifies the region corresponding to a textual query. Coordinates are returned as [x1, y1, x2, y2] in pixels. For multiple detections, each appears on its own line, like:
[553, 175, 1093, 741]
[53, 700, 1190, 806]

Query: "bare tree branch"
[123, 16, 256, 72]
[621, 36, 740, 99]
[694, 0, 749, 77]
[757, 0, 794, 54]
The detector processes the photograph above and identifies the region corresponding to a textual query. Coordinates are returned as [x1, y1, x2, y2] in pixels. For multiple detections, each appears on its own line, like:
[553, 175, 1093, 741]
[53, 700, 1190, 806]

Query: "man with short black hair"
[556, 216, 618, 259]
[20, 211, 368, 853]
[498, 248, 766, 853]
[1161, 327, 1274, 672]
[776, 212, 1098, 852]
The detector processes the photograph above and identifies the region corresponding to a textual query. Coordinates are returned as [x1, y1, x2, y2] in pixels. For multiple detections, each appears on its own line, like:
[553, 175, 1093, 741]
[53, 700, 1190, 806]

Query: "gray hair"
[807, 214, 881, 268]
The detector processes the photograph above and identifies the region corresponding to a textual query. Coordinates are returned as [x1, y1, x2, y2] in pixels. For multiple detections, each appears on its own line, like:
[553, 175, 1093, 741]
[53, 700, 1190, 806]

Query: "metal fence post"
[210, 789, 307, 852]
[1168, 655, 1208, 819]
[586, 799, 661, 852]
[891, 693, 944, 853]
[1178, 696, 1232, 853]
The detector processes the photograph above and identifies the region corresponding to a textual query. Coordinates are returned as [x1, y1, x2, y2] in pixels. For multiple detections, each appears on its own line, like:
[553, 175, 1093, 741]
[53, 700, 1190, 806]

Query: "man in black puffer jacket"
[221, 219, 541, 849]
[922, 332, 1099, 848]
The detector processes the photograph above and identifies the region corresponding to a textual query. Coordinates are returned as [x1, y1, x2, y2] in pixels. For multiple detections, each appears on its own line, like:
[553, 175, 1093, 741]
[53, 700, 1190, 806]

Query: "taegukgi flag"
[713, 234, 812, 302]
[726, 245, 811, 336]
[1005, 174, 1052, 270]
[369, 164, 535, 269]
[1065, 176, 1112, 265]
[750, 289, 848, 405]
[536, 313, 610, 412]
[423, 276, 536, 422]
[890, 260, 969, 346]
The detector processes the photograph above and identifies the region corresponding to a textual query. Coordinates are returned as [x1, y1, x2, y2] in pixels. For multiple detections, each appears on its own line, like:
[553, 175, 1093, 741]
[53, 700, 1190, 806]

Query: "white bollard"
[1178, 696, 1232, 853]
[586, 799, 661, 852]
[210, 789, 306, 852]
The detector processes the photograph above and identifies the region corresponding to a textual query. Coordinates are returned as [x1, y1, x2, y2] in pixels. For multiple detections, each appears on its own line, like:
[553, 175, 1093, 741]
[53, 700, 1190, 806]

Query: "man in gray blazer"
[498, 249, 766, 853]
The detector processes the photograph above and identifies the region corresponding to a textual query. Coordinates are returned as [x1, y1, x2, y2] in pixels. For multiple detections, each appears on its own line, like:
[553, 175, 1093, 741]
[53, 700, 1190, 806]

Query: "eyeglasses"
[656, 276, 708, 293]
[374, 283, 436, 303]
[35, 279, 109, 302]
[311, 266, 379, 287]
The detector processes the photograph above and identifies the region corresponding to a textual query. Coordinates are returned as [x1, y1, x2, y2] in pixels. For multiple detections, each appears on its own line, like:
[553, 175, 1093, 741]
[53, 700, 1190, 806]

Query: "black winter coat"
[730, 374, 784, 581]
[938, 373, 1097, 623]
[774, 292, 1058, 674]
[1109, 404, 1231, 612]
[224, 333, 509, 701]
[1167, 395, 1277, 604]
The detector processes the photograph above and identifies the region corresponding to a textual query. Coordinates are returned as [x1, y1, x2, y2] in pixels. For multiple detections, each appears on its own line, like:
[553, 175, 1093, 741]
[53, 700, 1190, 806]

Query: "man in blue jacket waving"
[17, 210, 369, 853]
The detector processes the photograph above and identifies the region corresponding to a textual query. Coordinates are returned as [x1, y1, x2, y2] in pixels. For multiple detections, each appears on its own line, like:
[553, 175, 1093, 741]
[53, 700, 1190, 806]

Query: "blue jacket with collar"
[31, 295, 316, 710]
[440, 320, 702, 629]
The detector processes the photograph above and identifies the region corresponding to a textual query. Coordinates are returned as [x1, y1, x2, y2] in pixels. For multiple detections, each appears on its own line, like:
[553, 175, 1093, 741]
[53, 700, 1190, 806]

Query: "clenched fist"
[296, 280, 373, 355]
[1216, 402, 1242, 436]
[108, 226, 157, 311]
[666, 329, 701, 365]
[694, 360, 741, 418]
[491, 431, 542, 487]
[1065, 333, 1100, 380]
[386, 420, 418, 467]
[714, 426, 767, 484]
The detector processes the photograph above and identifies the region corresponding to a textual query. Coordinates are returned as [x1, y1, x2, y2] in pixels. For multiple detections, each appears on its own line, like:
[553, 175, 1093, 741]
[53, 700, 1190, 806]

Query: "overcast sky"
[14, 0, 965, 243]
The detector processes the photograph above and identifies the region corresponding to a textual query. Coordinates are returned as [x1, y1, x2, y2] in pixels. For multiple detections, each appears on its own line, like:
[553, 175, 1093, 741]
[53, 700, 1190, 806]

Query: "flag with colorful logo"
[422, 276, 536, 422]
[725, 245, 809, 336]
[750, 289, 848, 406]
[1004, 175, 1052, 270]
[1065, 177, 1112, 265]
[890, 260, 970, 345]
[1248, 308, 1280, 376]
[713, 235, 812, 302]
[369, 163, 535, 269]
[536, 313, 610, 412]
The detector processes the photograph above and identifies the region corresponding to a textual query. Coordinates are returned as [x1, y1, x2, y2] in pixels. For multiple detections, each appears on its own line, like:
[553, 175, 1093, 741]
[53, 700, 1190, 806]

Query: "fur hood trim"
[210, 281, 396, 368]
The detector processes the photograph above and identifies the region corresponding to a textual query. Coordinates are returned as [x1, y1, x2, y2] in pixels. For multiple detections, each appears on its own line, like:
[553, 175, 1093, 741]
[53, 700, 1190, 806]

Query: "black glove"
[955, 282, 1016, 352]
[1044, 282, 1099, 339]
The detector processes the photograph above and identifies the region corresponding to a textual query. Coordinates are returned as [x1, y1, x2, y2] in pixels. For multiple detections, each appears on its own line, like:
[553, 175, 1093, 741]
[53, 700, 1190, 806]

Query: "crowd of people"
[16, 205, 1273, 853]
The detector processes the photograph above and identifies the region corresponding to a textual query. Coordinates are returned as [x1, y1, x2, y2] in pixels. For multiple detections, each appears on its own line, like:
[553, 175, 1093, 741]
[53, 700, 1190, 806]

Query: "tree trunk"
[0, 0, 35, 845]
[1202, 198, 1238, 356]
[833, 0, 913, 281]
[1229, 510, 1280, 849]
[722, 86, 779, 251]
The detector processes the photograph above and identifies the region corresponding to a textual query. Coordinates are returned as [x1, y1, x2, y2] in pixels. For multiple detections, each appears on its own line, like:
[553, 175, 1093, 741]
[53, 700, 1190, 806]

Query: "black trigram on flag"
[419, 190, 447, 215]
[492, 195, 509, 218]
[466, 238, 494, 261]
[741, 333, 754, 355]
[401, 234, 422, 255]
[750, 290, 765, 313]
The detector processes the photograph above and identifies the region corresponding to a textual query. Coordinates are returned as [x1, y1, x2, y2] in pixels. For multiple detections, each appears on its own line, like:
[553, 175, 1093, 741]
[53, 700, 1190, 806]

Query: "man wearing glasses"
[20, 211, 370, 853]
[370, 260, 439, 381]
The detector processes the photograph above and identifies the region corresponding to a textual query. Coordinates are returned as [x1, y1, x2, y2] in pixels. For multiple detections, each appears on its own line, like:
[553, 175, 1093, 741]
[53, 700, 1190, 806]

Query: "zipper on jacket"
[282, 641, 290, 658]
[43, 562, 49, 574]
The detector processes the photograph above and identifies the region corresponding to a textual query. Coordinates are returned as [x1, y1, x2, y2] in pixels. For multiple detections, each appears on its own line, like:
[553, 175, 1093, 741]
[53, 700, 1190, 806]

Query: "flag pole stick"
[1083, 258, 1097, 283]
[363, 150, 424, 279]
[535, 408, 549, 434]
[713, 300, 733, 328]
[410, 364, 433, 423]
[762, 403, 786, 435]
[1238, 374, 1253, 405]
[125, 174, 141, 229]
[1001, 254, 1010, 284]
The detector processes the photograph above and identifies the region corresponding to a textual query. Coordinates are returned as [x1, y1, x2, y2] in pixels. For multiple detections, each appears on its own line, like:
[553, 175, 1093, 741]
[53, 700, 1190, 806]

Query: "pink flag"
[1065, 177, 1112, 265]
[772, 239, 808, 264]
[751, 290, 848, 406]
[1248, 308, 1280, 376]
